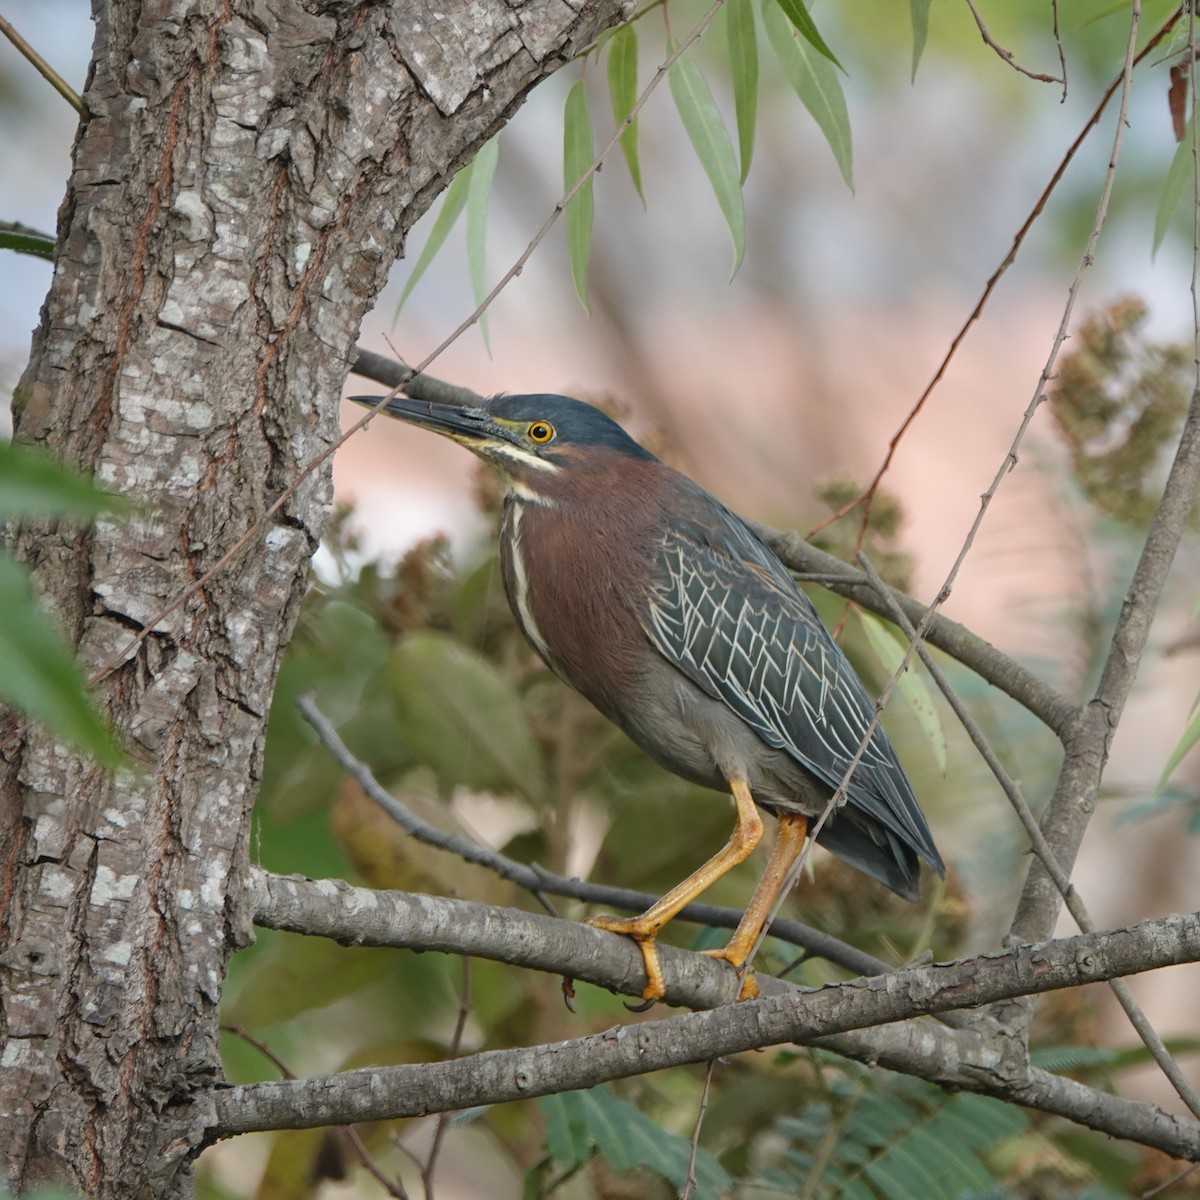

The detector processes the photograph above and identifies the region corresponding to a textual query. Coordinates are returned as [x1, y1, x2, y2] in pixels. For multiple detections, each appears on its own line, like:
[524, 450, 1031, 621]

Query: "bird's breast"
[501, 502, 558, 670]
[499, 496, 654, 715]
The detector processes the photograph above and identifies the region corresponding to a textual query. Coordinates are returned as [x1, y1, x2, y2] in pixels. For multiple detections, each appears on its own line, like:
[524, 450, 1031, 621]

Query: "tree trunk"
[0, 2, 624, 1194]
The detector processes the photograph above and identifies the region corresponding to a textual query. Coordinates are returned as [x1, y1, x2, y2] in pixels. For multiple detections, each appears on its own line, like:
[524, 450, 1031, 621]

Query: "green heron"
[354, 392, 943, 1001]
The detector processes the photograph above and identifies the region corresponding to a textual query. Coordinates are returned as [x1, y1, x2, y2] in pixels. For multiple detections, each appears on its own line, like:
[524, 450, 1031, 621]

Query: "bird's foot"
[584, 914, 667, 1002]
[703, 947, 760, 1002]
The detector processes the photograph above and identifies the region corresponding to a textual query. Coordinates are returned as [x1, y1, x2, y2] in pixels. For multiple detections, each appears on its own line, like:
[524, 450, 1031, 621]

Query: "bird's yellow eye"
[527, 421, 555, 444]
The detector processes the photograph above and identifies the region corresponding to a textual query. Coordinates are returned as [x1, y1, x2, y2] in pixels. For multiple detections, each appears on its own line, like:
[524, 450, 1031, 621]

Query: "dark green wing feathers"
[642, 492, 943, 895]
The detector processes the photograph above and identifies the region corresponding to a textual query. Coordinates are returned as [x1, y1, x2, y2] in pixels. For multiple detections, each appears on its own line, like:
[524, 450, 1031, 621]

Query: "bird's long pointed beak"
[349, 394, 508, 447]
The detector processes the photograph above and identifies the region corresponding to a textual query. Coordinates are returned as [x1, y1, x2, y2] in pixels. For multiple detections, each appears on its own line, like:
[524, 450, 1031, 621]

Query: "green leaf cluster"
[395, 0, 858, 316]
[394, 136, 499, 348]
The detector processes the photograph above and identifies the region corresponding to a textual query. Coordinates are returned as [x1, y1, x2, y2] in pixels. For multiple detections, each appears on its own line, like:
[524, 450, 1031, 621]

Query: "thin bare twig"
[220, 1024, 297, 1080]
[344, 1128, 411, 1200]
[0, 13, 87, 118]
[421, 958, 472, 1200]
[963, 0, 1063, 83]
[1142, 1163, 1200, 1199]
[87, 1, 726, 686]
[680, 1058, 717, 1200]
[1190, 0, 1200, 373]
[1051, 0, 1068, 102]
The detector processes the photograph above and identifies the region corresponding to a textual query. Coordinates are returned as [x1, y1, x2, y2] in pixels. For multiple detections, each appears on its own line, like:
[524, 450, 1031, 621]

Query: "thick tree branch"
[348, 355, 1078, 736]
[219, 897, 1200, 1159]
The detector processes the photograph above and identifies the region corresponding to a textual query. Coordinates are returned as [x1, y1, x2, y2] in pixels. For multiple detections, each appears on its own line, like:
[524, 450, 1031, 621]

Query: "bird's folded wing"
[642, 515, 940, 868]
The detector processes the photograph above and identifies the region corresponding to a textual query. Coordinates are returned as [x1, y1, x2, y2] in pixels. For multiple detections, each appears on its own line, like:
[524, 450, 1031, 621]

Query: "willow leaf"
[395, 167, 472, 313]
[606, 25, 644, 201]
[668, 44, 745, 275]
[1157, 691, 1200, 791]
[1153, 118, 1195, 254]
[772, 0, 843, 69]
[726, 0, 760, 183]
[909, 0, 932, 79]
[466, 136, 500, 350]
[0, 226, 55, 260]
[563, 80, 595, 311]
[762, 0, 853, 190]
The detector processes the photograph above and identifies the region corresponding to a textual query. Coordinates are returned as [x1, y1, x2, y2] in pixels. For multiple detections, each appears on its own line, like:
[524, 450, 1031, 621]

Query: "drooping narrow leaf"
[772, 0, 843, 69]
[726, 0, 760, 183]
[856, 608, 948, 775]
[0, 439, 130, 521]
[466, 136, 500, 351]
[1157, 690, 1200, 791]
[0, 226, 55, 260]
[908, 0, 932, 80]
[762, 0, 853, 190]
[668, 43, 746, 275]
[395, 166, 472, 314]
[606, 25, 644, 201]
[563, 80, 595, 311]
[1153, 116, 1195, 254]
[0, 554, 124, 766]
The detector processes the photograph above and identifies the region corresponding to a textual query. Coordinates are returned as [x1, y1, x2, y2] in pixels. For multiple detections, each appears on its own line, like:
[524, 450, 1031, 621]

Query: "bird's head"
[351, 392, 656, 502]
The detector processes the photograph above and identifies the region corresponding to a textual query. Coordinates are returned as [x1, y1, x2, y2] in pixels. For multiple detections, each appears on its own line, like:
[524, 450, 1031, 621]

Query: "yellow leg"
[705, 813, 809, 1001]
[586, 779, 764, 1001]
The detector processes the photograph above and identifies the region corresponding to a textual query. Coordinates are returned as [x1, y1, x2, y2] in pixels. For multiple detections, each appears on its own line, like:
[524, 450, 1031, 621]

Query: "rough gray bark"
[0, 2, 626, 1196]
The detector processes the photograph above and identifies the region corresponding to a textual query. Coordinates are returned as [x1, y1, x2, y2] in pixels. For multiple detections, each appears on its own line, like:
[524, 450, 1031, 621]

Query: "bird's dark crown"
[484, 394, 657, 462]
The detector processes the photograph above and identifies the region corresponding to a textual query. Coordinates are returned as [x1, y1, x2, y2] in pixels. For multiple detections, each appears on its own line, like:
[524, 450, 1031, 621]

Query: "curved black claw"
[623, 996, 657, 1013]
